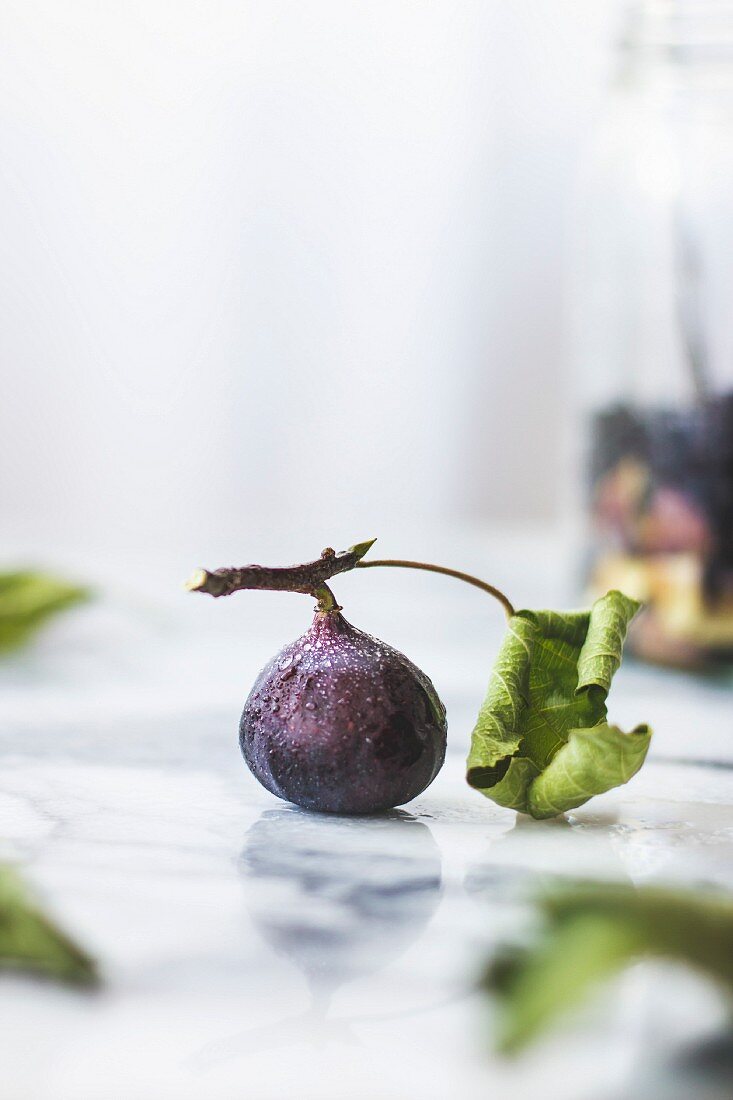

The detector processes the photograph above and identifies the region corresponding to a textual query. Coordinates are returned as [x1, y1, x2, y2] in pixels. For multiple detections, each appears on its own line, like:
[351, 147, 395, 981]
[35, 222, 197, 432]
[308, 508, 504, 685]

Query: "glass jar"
[570, 0, 733, 668]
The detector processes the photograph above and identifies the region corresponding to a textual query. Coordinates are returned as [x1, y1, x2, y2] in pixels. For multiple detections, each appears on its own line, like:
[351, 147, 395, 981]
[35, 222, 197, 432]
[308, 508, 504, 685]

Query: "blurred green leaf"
[466, 590, 651, 818]
[0, 571, 89, 653]
[0, 864, 97, 986]
[483, 882, 733, 1054]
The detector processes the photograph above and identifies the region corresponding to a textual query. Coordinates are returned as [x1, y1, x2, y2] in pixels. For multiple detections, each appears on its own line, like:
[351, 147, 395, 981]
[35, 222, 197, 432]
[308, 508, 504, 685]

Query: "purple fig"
[240, 610, 447, 814]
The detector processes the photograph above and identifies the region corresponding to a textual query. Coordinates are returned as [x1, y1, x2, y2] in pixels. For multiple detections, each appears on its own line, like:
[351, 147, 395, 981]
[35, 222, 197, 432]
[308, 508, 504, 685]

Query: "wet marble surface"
[1, 581, 732, 1100]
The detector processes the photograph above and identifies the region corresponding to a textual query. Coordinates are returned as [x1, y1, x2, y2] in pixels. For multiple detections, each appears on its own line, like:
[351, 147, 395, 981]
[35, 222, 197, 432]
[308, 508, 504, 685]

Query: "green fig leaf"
[483, 883, 733, 1054]
[466, 590, 651, 818]
[0, 865, 97, 985]
[0, 571, 89, 653]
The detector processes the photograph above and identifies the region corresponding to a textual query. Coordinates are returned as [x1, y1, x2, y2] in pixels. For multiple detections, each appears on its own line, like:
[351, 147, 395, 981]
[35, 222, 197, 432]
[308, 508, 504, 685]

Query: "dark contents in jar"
[587, 392, 733, 667]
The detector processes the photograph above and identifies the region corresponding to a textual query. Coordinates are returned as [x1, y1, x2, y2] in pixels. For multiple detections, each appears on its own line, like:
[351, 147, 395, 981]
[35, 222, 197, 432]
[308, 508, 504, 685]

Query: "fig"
[187, 540, 514, 816]
[239, 610, 446, 814]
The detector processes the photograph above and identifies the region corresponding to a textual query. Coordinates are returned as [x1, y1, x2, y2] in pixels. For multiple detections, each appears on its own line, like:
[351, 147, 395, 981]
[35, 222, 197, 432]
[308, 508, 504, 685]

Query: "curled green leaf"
[0, 571, 89, 653]
[0, 865, 97, 986]
[466, 590, 651, 819]
[483, 882, 733, 1054]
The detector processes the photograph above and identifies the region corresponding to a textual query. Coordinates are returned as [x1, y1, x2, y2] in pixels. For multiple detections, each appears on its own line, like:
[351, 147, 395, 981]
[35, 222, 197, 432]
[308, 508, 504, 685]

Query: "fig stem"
[185, 539, 516, 619]
[185, 540, 376, 600]
[355, 560, 516, 619]
[313, 584, 341, 613]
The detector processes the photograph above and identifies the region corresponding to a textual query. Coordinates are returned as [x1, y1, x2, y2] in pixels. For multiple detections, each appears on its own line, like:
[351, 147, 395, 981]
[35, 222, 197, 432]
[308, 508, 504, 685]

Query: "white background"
[0, 1, 620, 569]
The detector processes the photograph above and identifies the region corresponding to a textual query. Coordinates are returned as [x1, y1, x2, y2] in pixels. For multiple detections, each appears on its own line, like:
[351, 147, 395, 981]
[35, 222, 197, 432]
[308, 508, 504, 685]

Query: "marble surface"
[1, 565, 733, 1100]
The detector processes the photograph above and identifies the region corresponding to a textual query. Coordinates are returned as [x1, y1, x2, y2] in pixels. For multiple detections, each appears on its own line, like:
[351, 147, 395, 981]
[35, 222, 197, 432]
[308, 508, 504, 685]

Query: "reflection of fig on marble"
[239, 806, 442, 1001]
[186, 811, 443, 1071]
